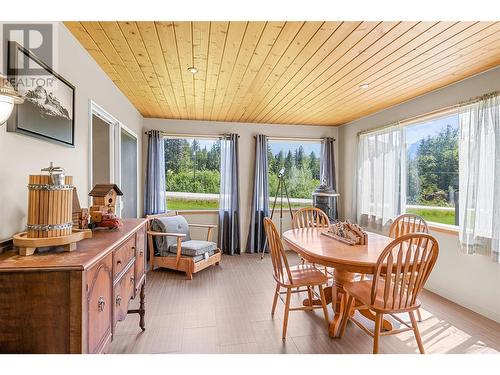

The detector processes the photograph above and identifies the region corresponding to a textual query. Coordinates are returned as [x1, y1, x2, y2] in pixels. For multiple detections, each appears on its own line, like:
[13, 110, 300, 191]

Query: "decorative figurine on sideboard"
[72, 187, 89, 229]
[88, 184, 123, 230]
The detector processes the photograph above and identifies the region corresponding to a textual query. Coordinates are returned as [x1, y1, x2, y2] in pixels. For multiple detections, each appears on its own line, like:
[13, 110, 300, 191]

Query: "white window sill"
[175, 209, 218, 214]
[427, 222, 459, 236]
[176, 207, 307, 214]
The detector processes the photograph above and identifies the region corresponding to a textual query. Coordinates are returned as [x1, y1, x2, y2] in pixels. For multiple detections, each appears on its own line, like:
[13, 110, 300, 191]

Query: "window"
[357, 110, 459, 228]
[164, 137, 220, 210]
[404, 112, 459, 226]
[267, 140, 321, 208]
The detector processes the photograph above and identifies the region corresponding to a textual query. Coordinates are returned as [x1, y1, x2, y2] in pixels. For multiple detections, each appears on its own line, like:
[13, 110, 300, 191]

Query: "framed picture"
[7, 41, 75, 147]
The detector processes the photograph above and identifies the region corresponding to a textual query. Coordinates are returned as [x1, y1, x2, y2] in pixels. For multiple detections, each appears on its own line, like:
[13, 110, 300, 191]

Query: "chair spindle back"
[292, 207, 330, 229]
[371, 233, 439, 310]
[263, 217, 293, 285]
[389, 214, 429, 239]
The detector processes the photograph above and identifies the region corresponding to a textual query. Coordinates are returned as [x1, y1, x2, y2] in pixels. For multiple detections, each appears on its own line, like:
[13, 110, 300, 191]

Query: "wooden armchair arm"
[188, 224, 217, 228]
[187, 223, 217, 241]
[146, 230, 185, 268]
[147, 231, 187, 238]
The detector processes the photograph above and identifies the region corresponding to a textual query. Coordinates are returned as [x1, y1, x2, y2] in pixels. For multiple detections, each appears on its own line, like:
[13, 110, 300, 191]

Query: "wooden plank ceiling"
[65, 21, 500, 126]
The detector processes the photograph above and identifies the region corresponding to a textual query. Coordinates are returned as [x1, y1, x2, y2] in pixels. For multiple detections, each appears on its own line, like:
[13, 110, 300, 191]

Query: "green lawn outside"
[406, 207, 456, 226]
[167, 198, 219, 211]
[168, 198, 456, 226]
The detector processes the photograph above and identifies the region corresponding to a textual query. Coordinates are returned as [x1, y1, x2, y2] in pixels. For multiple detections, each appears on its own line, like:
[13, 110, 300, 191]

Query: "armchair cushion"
[169, 240, 217, 257]
[151, 215, 191, 256]
[160, 249, 217, 263]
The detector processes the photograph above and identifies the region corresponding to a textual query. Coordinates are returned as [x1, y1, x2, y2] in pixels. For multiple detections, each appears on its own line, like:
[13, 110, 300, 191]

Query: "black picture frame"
[6, 41, 75, 147]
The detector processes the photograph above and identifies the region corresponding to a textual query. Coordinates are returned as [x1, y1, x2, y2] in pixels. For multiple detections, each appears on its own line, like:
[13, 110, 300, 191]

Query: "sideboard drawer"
[113, 236, 135, 279]
[134, 226, 146, 290]
[113, 264, 135, 329]
[86, 254, 113, 354]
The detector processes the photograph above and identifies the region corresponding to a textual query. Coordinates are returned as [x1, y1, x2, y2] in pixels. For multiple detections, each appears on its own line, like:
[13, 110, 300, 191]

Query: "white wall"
[338, 66, 500, 323]
[143, 118, 338, 251]
[0, 22, 143, 241]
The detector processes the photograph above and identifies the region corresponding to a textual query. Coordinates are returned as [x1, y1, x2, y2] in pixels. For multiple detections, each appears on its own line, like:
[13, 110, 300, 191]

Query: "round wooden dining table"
[282, 228, 395, 338]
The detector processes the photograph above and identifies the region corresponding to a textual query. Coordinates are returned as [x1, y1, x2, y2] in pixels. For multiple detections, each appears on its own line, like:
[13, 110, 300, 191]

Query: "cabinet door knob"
[117, 260, 122, 265]
[139, 249, 144, 255]
[130, 276, 135, 284]
[116, 295, 122, 306]
[98, 296, 106, 312]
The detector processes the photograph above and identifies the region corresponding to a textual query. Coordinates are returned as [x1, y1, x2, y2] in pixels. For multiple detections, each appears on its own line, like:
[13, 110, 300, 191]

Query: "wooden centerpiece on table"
[13, 162, 92, 256]
[322, 220, 368, 245]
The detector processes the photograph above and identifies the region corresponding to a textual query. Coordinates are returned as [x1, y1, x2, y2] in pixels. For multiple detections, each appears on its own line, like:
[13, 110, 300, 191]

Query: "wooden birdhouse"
[88, 184, 123, 211]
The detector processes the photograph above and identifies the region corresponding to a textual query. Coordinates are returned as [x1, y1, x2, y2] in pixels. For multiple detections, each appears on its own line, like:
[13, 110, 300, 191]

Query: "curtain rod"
[143, 131, 331, 141]
[356, 91, 499, 137]
[258, 136, 336, 142]
[144, 131, 240, 139]
[357, 104, 458, 137]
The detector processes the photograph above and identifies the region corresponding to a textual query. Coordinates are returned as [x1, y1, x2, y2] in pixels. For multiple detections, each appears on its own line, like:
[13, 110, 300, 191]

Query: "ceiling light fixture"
[187, 66, 198, 74]
[359, 83, 370, 89]
[0, 75, 23, 125]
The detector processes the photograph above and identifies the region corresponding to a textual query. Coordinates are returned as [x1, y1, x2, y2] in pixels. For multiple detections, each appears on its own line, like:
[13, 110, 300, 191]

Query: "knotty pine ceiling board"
[65, 21, 500, 126]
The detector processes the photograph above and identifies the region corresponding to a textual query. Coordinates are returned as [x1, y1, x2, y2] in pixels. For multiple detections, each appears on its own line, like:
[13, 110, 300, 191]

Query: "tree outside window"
[267, 140, 321, 208]
[405, 113, 459, 226]
[164, 137, 221, 210]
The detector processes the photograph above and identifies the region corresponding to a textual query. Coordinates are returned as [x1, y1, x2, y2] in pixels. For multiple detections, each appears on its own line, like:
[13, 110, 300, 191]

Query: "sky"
[170, 115, 456, 157]
[173, 138, 322, 157]
[196, 139, 218, 150]
[268, 140, 321, 156]
[405, 113, 458, 146]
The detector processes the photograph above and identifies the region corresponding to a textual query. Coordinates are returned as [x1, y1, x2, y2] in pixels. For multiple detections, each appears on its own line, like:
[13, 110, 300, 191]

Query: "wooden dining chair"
[389, 213, 429, 321]
[389, 213, 429, 239]
[338, 232, 439, 354]
[292, 207, 332, 280]
[292, 207, 330, 229]
[263, 217, 330, 339]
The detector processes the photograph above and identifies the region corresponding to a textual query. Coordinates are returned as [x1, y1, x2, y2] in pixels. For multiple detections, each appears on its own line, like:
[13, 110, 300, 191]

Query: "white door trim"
[118, 123, 140, 218]
[88, 101, 118, 207]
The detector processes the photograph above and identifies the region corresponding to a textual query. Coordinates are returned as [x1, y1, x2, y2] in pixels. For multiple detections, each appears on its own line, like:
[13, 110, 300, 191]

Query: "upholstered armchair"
[146, 212, 221, 279]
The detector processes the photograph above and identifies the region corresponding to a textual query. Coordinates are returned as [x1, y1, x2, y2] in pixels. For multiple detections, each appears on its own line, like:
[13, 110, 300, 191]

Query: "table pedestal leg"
[327, 269, 354, 337]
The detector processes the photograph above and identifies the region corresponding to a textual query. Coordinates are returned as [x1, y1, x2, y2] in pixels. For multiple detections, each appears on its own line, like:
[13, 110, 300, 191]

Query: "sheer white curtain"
[459, 93, 500, 262]
[356, 124, 406, 231]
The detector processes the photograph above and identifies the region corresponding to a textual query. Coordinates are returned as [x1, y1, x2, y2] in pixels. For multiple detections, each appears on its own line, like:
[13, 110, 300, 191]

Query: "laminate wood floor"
[110, 253, 500, 354]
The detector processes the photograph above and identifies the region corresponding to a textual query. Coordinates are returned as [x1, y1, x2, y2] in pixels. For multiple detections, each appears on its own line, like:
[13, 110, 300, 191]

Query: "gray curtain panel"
[218, 134, 241, 255]
[320, 137, 338, 217]
[246, 134, 269, 253]
[320, 137, 337, 190]
[144, 130, 166, 215]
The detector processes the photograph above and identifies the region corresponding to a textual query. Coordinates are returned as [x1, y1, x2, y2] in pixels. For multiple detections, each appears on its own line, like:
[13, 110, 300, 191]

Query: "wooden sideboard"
[0, 218, 147, 353]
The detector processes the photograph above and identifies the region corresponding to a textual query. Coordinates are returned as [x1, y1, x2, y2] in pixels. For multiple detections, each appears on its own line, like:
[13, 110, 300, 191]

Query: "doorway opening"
[89, 101, 139, 218]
